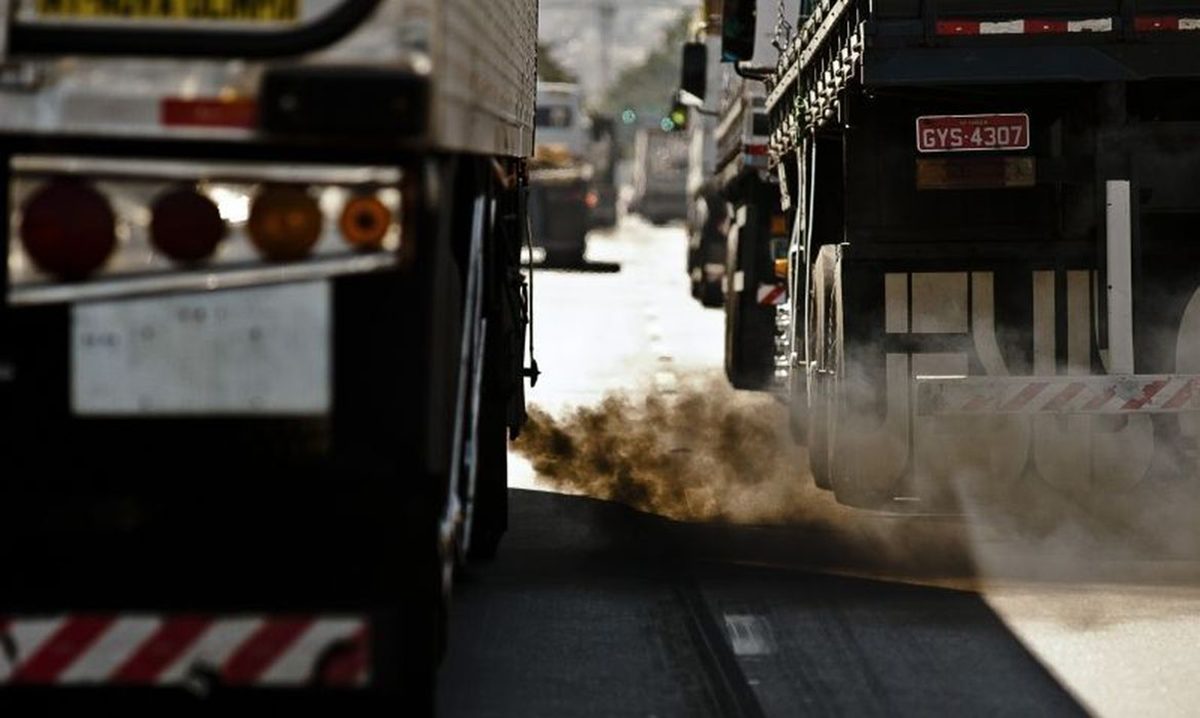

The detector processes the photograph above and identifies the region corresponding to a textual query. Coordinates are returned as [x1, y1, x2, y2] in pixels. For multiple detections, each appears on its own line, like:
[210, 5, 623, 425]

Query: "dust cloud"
[512, 375, 976, 579]
[515, 377, 809, 524]
[512, 373, 1200, 586]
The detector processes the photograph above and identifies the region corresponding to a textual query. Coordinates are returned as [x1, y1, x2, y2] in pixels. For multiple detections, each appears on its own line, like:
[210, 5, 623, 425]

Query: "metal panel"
[0, 0, 537, 156]
[71, 281, 331, 415]
[431, 0, 537, 157]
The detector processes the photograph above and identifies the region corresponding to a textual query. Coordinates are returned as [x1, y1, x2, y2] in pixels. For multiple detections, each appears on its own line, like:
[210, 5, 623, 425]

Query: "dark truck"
[530, 82, 592, 266]
[680, 0, 796, 382]
[0, 0, 536, 710]
[741, 0, 1200, 508]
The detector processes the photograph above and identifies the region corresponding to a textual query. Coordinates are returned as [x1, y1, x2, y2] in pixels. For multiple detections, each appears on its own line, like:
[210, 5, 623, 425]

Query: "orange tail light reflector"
[247, 185, 323, 261]
[338, 195, 391, 249]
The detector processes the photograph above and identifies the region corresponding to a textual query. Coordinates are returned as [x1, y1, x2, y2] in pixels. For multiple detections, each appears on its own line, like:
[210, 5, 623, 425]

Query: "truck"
[681, 12, 729, 308]
[630, 127, 690, 225]
[747, 0, 1200, 510]
[680, 0, 798, 379]
[0, 0, 536, 710]
[530, 82, 592, 266]
[586, 113, 620, 231]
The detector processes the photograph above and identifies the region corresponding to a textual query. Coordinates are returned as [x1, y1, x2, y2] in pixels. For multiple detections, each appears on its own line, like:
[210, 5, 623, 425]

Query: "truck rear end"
[0, 0, 536, 710]
[530, 82, 592, 266]
[632, 128, 690, 225]
[768, 0, 1200, 508]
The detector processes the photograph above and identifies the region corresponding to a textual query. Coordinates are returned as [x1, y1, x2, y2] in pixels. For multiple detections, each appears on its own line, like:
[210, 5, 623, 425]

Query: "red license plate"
[916, 113, 1030, 153]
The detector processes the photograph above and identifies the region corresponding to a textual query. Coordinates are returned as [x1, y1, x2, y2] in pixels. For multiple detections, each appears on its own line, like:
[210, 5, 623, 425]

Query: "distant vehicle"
[680, 1, 793, 323]
[531, 82, 592, 265]
[0, 0, 537, 709]
[681, 20, 728, 308]
[586, 114, 620, 230]
[630, 129, 690, 225]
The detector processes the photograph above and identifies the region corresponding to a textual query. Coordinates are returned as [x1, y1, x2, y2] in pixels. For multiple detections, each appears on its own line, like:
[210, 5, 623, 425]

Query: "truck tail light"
[19, 178, 116, 280]
[338, 195, 391, 249]
[585, 190, 600, 209]
[150, 187, 227, 263]
[248, 185, 323, 261]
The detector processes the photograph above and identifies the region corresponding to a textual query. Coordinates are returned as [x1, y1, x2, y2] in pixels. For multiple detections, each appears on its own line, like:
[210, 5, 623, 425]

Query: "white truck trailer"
[0, 0, 537, 710]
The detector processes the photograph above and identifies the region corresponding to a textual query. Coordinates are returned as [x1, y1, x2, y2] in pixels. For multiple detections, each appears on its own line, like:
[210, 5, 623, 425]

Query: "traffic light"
[667, 102, 689, 132]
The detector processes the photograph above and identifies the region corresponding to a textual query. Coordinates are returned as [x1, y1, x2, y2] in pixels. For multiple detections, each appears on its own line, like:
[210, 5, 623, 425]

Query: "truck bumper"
[528, 181, 588, 259]
[917, 375, 1200, 416]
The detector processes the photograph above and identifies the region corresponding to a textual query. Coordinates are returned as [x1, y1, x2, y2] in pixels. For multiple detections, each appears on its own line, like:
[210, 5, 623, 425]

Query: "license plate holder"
[916, 113, 1031, 153]
[71, 282, 331, 416]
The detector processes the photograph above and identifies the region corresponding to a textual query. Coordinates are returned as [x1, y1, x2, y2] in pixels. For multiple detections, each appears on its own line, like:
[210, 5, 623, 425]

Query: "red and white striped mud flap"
[0, 614, 369, 689]
[756, 283, 787, 307]
[916, 375, 1200, 416]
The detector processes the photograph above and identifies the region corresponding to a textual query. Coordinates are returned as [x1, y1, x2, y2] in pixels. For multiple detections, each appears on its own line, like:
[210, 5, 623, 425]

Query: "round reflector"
[150, 187, 226, 263]
[338, 195, 391, 249]
[20, 179, 116, 280]
[247, 185, 323, 261]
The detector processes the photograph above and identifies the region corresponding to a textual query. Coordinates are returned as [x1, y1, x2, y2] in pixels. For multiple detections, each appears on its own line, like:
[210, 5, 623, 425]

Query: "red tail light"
[150, 187, 226, 263]
[20, 178, 116, 280]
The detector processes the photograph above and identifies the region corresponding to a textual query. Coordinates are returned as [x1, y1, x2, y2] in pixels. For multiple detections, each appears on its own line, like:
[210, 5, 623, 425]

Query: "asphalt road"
[440, 489, 1081, 717]
[441, 217, 1200, 717]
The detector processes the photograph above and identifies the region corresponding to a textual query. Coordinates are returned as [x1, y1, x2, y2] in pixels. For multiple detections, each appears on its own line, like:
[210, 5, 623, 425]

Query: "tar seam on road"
[673, 575, 766, 718]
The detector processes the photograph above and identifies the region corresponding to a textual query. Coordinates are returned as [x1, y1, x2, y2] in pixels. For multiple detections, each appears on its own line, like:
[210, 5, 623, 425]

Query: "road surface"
[440, 217, 1200, 717]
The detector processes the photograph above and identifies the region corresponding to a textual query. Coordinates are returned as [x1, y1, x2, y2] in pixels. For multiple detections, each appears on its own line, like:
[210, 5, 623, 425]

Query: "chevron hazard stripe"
[0, 614, 369, 688]
[757, 283, 787, 306]
[916, 375, 1200, 416]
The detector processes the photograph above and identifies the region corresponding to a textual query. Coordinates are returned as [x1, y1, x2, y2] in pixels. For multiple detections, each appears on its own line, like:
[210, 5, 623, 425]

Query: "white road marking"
[723, 614, 775, 656]
[654, 371, 678, 394]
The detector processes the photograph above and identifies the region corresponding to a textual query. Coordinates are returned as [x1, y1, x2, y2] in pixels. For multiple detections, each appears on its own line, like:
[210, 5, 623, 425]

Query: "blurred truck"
[630, 128, 690, 225]
[680, 0, 796, 365]
[530, 82, 592, 266]
[586, 114, 620, 231]
[753, 0, 1200, 509]
[0, 0, 536, 710]
[680, 13, 729, 308]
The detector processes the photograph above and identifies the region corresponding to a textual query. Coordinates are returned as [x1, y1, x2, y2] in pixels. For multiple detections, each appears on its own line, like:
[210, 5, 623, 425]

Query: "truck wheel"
[396, 490, 449, 712]
[467, 393, 508, 561]
[700, 279, 724, 308]
[825, 256, 896, 510]
[807, 250, 835, 490]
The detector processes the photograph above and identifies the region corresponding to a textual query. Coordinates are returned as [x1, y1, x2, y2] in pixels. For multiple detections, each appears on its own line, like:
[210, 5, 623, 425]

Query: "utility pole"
[598, 2, 617, 91]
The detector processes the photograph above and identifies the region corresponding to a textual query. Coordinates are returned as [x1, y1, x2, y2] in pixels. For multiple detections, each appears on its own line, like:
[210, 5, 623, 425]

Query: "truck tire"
[467, 393, 508, 561]
[467, 315, 508, 562]
[807, 249, 835, 490]
[724, 200, 777, 391]
[825, 255, 896, 509]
